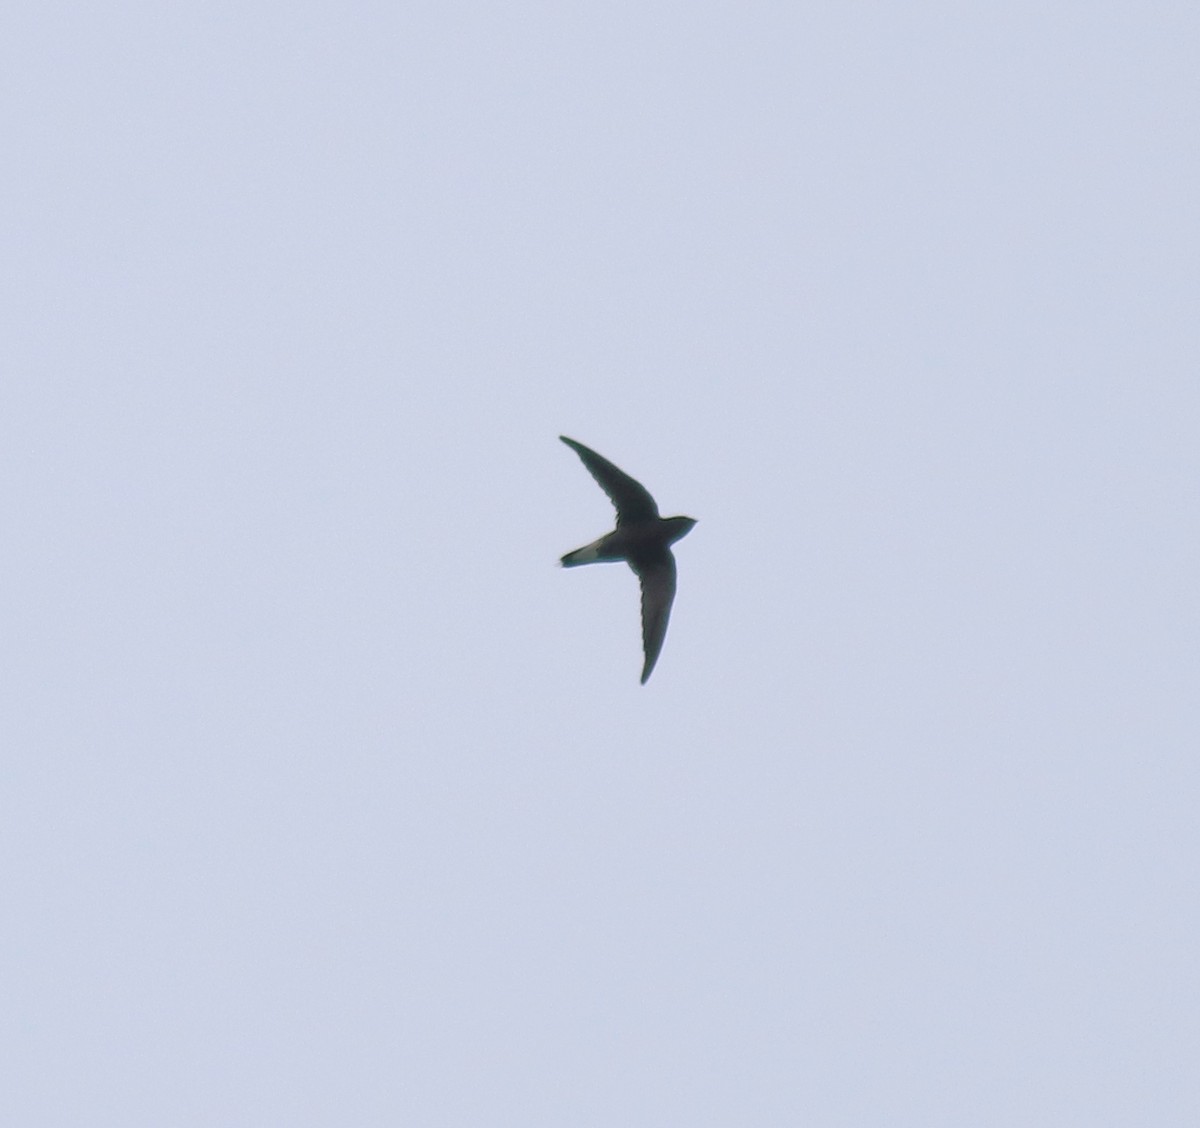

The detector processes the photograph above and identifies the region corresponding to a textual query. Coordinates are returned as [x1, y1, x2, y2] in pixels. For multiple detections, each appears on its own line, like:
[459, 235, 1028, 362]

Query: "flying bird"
[558, 436, 697, 683]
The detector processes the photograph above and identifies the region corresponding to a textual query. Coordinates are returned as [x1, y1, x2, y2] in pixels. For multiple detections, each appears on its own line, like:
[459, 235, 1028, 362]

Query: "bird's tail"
[560, 537, 608, 567]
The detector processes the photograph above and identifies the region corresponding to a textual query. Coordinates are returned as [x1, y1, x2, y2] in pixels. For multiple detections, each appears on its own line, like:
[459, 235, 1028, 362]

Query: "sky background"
[3, 2, 1199, 1125]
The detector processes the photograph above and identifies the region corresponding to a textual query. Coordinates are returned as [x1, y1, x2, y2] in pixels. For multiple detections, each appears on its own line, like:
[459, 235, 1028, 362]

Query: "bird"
[558, 436, 697, 683]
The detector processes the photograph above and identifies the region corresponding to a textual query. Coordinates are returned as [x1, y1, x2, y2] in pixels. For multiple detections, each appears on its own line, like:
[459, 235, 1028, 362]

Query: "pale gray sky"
[3, 3, 1199, 1125]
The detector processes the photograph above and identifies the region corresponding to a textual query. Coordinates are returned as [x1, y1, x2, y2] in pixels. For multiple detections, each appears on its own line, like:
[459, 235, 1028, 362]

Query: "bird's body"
[560, 517, 696, 567]
[558, 436, 696, 683]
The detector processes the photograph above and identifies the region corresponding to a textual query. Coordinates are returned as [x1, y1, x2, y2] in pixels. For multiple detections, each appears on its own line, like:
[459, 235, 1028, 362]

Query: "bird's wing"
[560, 436, 660, 525]
[633, 552, 677, 684]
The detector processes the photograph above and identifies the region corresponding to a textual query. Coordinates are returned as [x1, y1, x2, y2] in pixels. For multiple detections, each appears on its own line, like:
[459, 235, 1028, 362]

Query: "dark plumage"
[558, 436, 697, 683]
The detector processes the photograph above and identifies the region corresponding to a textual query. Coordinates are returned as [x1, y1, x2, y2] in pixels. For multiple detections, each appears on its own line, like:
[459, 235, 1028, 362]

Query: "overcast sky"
[3, 3, 1199, 1125]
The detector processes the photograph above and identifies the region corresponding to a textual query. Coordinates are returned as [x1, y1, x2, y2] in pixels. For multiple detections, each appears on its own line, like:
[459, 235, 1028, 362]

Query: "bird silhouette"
[558, 436, 696, 683]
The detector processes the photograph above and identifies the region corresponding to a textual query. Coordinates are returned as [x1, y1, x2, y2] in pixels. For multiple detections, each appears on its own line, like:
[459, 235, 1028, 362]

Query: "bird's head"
[664, 516, 698, 544]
